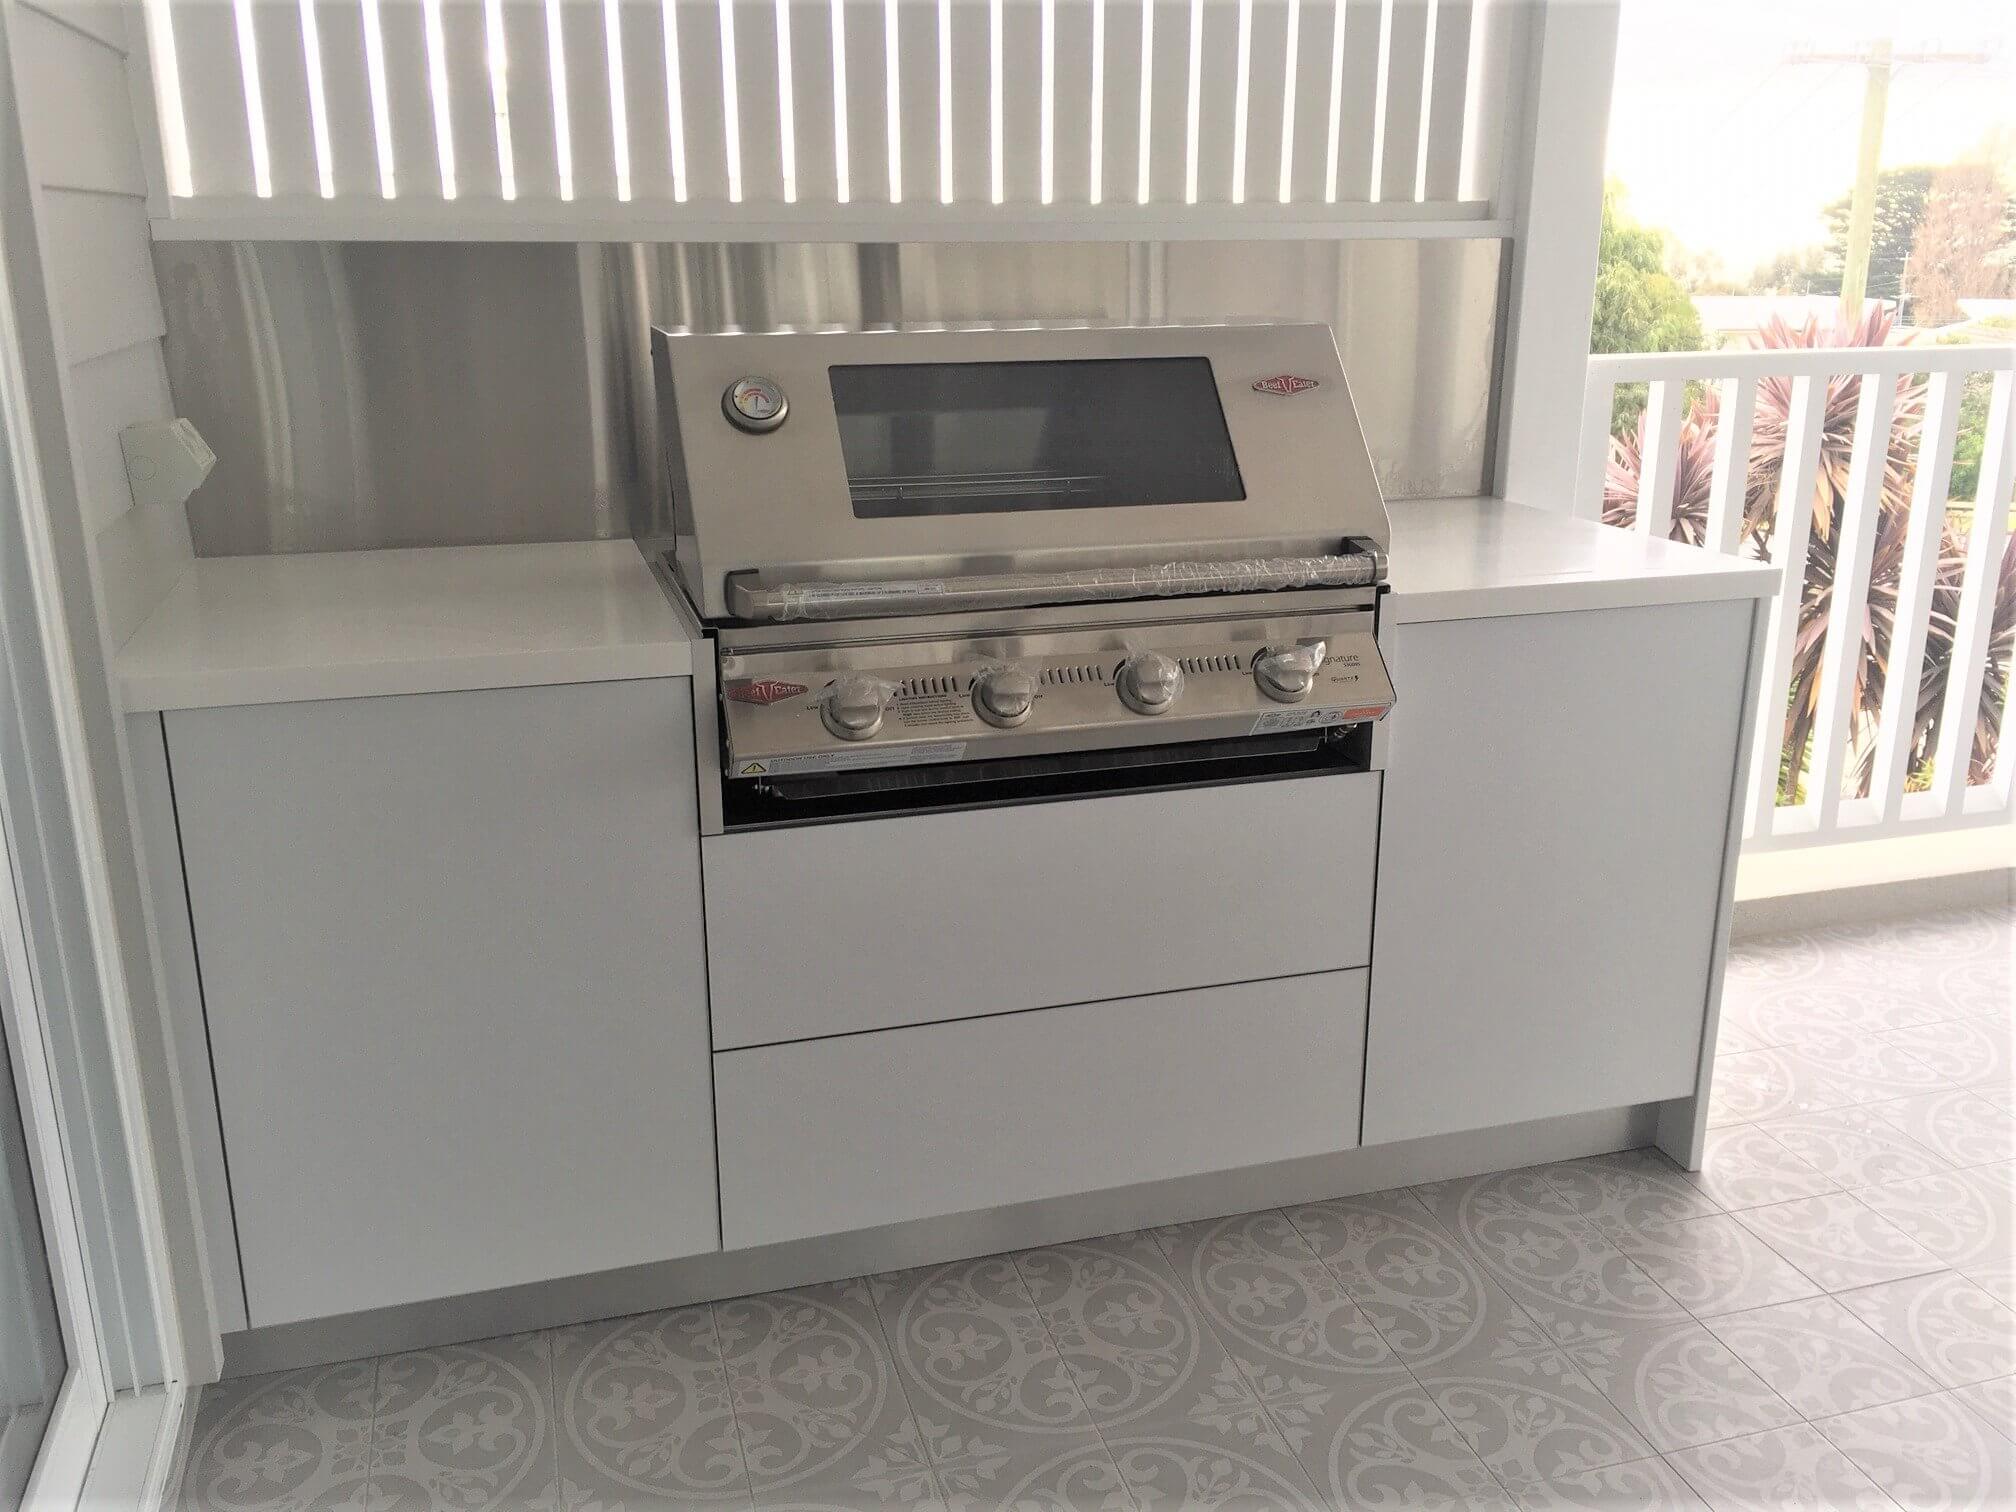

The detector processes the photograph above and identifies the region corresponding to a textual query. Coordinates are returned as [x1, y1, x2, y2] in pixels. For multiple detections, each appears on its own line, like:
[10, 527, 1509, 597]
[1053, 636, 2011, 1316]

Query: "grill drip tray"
[720, 725, 1371, 829]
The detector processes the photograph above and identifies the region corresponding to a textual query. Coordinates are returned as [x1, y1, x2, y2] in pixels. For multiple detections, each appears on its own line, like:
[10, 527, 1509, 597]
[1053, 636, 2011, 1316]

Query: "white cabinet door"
[169, 679, 716, 1325]
[1363, 599, 1756, 1145]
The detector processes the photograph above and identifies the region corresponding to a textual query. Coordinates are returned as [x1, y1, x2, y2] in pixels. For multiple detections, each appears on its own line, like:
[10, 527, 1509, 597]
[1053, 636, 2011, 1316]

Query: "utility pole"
[1786, 42, 1991, 326]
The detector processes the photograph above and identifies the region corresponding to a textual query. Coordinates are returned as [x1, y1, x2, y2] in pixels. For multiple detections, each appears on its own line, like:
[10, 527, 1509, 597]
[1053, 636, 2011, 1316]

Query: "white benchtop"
[1386, 497, 1778, 623]
[116, 540, 699, 712]
[115, 501, 1776, 711]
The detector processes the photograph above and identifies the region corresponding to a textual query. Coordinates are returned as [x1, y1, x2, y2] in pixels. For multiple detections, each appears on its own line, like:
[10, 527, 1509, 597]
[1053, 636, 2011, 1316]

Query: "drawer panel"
[703, 771, 1380, 1047]
[716, 969, 1368, 1249]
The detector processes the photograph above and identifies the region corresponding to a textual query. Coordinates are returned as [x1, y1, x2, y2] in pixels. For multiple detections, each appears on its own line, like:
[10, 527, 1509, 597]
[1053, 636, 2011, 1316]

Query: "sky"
[1606, 0, 2016, 275]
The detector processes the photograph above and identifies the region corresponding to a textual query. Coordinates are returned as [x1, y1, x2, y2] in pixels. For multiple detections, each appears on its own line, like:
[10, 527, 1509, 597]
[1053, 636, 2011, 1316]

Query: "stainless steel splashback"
[154, 239, 1503, 557]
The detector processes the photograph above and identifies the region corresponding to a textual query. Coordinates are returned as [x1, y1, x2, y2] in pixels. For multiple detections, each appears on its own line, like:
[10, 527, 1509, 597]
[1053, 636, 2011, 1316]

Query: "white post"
[1634, 377, 1686, 538]
[1871, 369, 1961, 821]
[1806, 373, 1896, 833]
[1493, 0, 1619, 512]
[1704, 374, 1758, 557]
[1747, 375, 1827, 838]
[1934, 369, 2016, 813]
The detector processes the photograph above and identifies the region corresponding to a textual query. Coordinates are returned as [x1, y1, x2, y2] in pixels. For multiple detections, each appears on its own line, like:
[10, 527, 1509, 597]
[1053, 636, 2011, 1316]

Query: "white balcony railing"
[1577, 343, 2016, 852]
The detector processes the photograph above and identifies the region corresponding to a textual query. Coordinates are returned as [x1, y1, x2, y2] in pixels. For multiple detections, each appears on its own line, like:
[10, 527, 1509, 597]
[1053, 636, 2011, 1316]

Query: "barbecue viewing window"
[830, 357, 1247, 518]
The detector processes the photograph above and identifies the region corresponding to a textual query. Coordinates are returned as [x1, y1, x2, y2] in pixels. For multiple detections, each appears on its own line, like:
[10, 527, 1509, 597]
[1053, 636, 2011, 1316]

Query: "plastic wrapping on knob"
[1120, 651, 1185, 709]
[821, 672, 898, 705]
[1258, 643, 1327, 678]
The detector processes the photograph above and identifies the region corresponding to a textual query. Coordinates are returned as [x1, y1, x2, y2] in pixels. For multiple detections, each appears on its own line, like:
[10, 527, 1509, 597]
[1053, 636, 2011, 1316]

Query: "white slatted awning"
[135, 0, 1529, 240]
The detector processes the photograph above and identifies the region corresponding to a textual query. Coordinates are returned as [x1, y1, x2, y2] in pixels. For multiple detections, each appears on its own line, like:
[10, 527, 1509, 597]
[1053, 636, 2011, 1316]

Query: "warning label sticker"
[1250, 707, 1351, 735]
[739, 741, 968, 775]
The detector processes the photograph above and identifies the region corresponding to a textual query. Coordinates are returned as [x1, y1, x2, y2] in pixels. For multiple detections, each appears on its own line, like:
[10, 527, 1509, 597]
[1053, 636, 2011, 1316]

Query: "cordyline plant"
[1605, 306, 2016, 803]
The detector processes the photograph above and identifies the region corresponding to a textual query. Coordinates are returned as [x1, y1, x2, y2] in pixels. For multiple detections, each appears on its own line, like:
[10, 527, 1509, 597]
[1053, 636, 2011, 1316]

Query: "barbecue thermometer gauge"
[723, 375, 788, 433]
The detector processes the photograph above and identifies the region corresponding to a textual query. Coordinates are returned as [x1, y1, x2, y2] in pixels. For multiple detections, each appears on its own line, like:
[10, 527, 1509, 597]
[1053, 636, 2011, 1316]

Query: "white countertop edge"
[1390, 569, 1779, 624]
[115, 538, 700, 714]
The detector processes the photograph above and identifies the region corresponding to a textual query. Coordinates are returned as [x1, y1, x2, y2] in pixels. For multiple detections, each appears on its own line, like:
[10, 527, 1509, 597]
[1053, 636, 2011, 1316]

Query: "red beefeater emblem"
[727, 678, 808, 705]
[1253, 374, 1320, 396]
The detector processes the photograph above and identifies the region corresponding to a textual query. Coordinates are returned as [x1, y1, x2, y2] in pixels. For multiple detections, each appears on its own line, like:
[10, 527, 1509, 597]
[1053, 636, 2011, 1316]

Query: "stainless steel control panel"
[718, 610, 1394, 777]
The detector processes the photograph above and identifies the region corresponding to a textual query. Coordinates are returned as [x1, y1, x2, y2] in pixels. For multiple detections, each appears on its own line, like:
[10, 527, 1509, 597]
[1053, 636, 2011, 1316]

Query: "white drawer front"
[703, 772, 1380, 1048]
[716, 969, 1368, 1249]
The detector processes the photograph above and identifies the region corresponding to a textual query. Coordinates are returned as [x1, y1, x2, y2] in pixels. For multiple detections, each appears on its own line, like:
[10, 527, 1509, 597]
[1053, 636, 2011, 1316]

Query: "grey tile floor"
[179, 903, 2016, 1510]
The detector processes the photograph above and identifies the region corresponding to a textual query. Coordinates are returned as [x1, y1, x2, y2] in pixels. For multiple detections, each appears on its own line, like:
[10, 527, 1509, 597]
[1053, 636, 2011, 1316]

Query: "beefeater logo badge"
[1252, 374, 1321, 396]
[726, 679, 808, 705]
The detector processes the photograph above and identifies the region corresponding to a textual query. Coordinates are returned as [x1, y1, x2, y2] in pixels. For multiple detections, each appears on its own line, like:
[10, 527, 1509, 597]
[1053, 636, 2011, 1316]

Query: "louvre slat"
[442, 0, 502, 199]
[1934, 370, 2016, 811]
[897, 0, 941, 204]
[1049, 0, 1094, 204]
[1420, 0, 1468, 199]
[1144, 0, 1189, 203]
[789, 0, 839, 203]
[1097, 0, 1143, 204]
[378, 0, 444, 198]
[560, 0, 619, 199]
[947, 0, 989, 202]
[617, 0, 676, 202]
[1379, 0, 1427, 200]
[998, 0, 1041, 205]
[1242, 0, 1289, 203]
[1332, 0, 1377, 200]
[1283, 0, 1334, 204]
[1748, 376, 1828, 838]
[1191, 0, 1241, 203]
[172, 3, 255, 197]
[499, 0, 559, 198]
[313, 1, 383, 197]
[1633, 378, 1686, 540]
[838, 0, 889, 203]
[676, 1, 730, 202]
[732, 0, 785, 202]
[251, 2, 320, 196]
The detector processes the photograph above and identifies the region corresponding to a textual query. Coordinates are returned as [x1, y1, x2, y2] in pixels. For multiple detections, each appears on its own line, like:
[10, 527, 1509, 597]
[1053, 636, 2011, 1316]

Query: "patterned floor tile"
[369, 1332, 557, 1512]
[1731, 1192, 1944, 1291]
[1665, 1422, 1893, 1511]
[1963, 1260, 2016, 1310]
[1952, 1377, 2016, 1444]
[1703, 1294, 1941, 1418]
[1284, 1187, 1537, 1368]
[1759, 1105, 1953, 1189]
[1533, 1150, 1720, 1242]
[1690, 1126, 1838, 1212]
[870, 1256, 1122, 1511]
[1012, 1230, 1262, 1436]
[1864, 1090, 2016, 1171]
[552, 1305, 752, 1508]
[1573, 1321, 1798, 1454]
[1508, 1455, 1710, 1510]
[1854, 1165, 2016, 1271]
[1293, 1365, 1508, 1511]
[1095, 1408, 1325, 1510]
[1835, 1271, 2016, 1389]
[1769, 1022, 1953, 1099]
[1705, 1049, 1861, 1127]
[714, 1279, 941, 1509]
[1415, 1319, 1657, 1485]
[1882, 1016, 2016, 1093]
[1151, 1209, 1398, 1382]
[1812, 1390, 2016, 1511]
[179, 1359, 376, 1512]
[1412, 1173, 1689, 1347]
[1615, 1214, 1820, 1318]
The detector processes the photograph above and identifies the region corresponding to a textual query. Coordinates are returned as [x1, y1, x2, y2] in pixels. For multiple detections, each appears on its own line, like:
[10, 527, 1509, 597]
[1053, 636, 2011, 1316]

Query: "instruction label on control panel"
[1250, 707, 1351, 735]
[736, 741, 968, 776]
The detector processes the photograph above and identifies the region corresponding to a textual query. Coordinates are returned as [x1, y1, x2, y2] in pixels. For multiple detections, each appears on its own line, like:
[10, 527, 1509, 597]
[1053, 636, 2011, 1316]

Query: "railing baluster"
[1635, 377, 1686, 540]
[1747, 375, 1827, 839]
[1573, 372, 1613, 521]
[1934, 369, 2016, 814]
[1704, 373, 1757, 557]
[1807, 373, 1897, 832]
[1871, 369, 1962, 823]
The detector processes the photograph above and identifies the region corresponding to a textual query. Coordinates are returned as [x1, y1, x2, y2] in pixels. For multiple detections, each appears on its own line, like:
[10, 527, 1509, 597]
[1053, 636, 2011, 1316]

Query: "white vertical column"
[1747, 375, 1827, 837]
[1704, 374, 1758, 556]
[1633, 377, 1686, 539]
[1934, 369, 2016, 812]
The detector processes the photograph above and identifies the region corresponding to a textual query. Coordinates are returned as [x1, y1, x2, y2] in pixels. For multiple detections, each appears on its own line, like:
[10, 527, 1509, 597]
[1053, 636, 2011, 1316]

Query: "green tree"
[1590, 183, 1704, 431]
[1815, 165, 1935, 303]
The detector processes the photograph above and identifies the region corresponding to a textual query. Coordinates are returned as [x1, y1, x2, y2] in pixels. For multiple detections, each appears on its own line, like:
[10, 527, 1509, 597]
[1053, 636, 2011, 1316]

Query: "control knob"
[1116, 651, 1185, 715]
[820, 673, 892, 740]
[1254, 641, 1328, 704]
[972, 664, 1038, 728]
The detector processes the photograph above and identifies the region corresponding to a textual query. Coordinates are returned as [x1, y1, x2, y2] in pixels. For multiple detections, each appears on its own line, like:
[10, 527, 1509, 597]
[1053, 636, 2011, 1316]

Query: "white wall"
[0, 0, 217, 1388]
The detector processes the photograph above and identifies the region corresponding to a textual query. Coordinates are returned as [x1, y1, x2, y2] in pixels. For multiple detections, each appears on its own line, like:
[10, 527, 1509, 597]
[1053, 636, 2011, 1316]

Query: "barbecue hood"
[650, 323, 1392, 623]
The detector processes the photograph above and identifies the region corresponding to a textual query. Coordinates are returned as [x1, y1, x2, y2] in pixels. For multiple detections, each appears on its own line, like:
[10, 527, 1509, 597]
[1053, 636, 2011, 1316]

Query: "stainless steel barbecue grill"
[647, 322, 1396, 831]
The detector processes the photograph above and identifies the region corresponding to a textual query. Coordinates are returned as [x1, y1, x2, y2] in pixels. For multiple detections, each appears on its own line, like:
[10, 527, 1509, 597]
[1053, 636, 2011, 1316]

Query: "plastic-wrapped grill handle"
[731, 549, 1387, 622]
